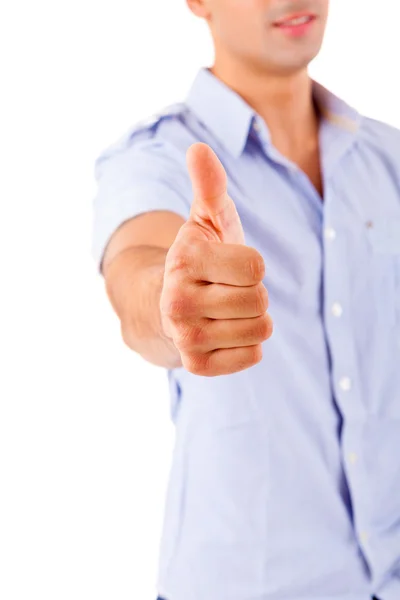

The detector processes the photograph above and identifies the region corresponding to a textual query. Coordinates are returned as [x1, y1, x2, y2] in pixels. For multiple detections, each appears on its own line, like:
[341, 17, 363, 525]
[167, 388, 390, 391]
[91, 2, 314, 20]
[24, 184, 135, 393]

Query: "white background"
[1, 1, 399, 599]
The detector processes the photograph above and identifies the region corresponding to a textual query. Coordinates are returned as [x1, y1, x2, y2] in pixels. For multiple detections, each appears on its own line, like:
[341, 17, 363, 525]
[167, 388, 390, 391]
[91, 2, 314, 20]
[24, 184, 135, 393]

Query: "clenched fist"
[160, 142, 273, 376]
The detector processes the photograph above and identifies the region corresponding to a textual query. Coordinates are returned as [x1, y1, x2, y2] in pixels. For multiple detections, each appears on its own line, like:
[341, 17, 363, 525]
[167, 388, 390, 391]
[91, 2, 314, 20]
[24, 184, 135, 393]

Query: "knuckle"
[174, 325, 192, 350]
[183, 352, 211, 376]
[190, 323, 208, 347]
[175, 322, 207, 351]
[167, 240, 209, 278]
[160, 288, 195, 319]
[166, 251, 189, 274]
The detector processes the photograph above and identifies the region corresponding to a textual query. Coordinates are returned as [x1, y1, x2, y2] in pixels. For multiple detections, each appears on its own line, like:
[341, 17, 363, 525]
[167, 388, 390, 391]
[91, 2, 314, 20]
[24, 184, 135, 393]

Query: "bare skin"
[103, 147, 272, 377]
[102, 0, 330, 375]
[159, 144, 272, 376]
[187, 0, 330, 196]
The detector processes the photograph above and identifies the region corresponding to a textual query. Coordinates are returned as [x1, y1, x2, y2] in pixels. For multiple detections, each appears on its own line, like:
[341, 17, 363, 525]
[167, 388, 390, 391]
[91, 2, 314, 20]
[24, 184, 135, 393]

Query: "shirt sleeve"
[90, 131, 191, 274]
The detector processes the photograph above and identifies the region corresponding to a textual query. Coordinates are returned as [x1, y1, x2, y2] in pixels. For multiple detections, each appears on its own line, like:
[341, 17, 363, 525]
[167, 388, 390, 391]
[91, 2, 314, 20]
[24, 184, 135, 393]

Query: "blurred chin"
[265, 41, 323, 73]
[263, 19, 325, 72]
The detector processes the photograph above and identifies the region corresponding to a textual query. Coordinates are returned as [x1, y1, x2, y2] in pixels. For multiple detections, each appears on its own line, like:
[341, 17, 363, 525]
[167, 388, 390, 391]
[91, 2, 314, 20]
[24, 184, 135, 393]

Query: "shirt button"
[253, 122, 261, 132]
[339, 377, 352, 391]
[324, 227, 337, 241]
[332, 302, 343, 317]
[349, 452, 358, 464]
[360, 531, 369, 544]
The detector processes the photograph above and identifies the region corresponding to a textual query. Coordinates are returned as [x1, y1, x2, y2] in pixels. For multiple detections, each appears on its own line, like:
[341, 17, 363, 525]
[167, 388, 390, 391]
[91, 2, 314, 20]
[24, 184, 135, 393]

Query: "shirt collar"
[185, 66, 362, 159]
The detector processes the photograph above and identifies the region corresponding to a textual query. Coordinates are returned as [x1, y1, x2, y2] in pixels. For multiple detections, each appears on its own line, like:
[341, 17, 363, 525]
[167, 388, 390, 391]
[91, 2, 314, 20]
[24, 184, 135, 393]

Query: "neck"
[209, 55, 320, 154]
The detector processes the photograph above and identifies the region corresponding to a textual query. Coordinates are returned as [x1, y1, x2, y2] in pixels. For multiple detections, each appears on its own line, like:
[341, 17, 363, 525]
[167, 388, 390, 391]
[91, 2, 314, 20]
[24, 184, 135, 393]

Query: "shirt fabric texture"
[91, 67, 400, 600]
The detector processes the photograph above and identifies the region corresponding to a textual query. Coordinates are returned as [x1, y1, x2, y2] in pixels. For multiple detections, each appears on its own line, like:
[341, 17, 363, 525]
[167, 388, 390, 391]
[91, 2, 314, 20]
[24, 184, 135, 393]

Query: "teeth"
[281, 15, 311, 26]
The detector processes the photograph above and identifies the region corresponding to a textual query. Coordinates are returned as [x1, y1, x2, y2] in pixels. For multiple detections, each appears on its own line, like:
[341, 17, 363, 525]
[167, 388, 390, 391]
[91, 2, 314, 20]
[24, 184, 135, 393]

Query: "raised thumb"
[186, 142, 245, 245]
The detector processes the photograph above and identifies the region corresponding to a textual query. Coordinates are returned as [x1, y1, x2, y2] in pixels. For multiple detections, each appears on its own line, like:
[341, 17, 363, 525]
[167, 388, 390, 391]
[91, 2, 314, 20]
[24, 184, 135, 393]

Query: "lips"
[274, 13, 316, 27]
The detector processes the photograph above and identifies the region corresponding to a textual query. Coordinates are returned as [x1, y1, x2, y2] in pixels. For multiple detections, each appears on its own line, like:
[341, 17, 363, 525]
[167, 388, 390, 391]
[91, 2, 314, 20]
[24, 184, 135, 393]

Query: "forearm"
[103, 245, 182, 369]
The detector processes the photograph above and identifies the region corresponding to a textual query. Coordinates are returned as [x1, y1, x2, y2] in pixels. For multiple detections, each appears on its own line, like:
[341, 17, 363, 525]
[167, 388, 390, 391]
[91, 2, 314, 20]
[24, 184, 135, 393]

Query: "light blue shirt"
[91, 67, 400, 600]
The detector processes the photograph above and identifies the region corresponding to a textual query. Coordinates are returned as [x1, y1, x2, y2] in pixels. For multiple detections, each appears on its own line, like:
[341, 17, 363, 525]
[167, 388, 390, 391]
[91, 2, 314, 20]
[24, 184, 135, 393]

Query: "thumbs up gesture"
[160, 143, 273, 376]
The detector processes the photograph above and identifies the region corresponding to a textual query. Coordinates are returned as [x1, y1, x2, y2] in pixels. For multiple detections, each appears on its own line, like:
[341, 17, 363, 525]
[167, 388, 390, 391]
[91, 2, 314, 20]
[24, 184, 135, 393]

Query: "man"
[91, 0, 400, 598]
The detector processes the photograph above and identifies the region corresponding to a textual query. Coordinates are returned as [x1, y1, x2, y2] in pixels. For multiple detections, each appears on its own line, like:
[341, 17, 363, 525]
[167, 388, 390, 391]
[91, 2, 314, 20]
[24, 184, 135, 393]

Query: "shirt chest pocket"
[367, 217, 400, 331]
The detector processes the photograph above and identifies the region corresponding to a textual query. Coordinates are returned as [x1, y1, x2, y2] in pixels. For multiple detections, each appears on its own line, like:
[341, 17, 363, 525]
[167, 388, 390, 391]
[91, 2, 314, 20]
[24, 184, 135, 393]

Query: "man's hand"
[160, 142, 273, 376]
